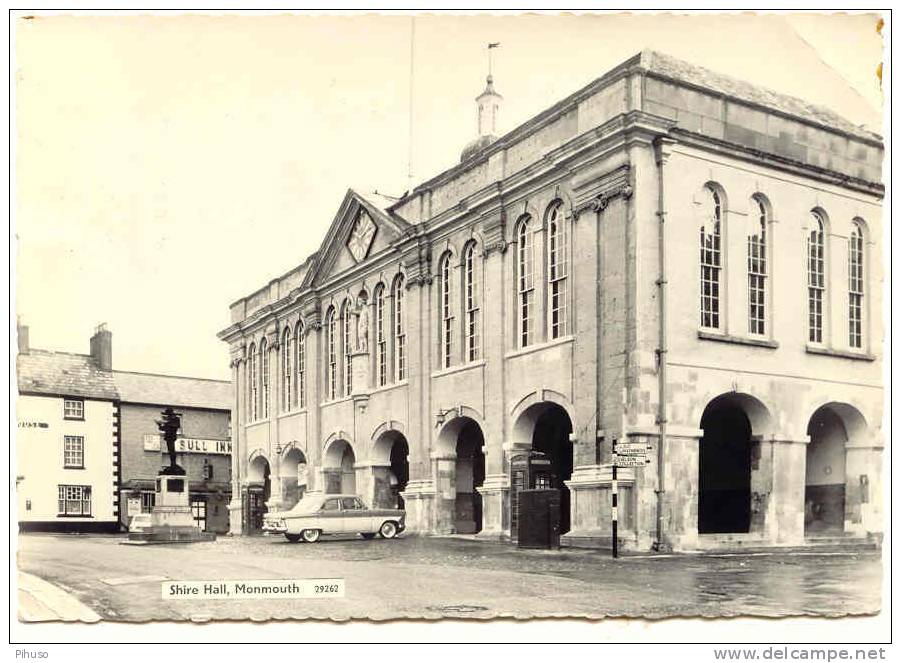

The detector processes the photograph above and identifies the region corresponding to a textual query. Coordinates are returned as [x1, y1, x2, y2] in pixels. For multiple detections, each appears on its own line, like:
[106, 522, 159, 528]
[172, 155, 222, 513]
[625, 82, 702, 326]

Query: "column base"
[476, 474, 509, 539]
[399, 480, 436, 534]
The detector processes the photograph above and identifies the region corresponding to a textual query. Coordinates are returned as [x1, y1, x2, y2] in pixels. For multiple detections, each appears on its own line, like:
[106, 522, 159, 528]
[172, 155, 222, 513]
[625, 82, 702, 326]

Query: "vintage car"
[263, 493, 406, 543]
[128, 513, 152, 533]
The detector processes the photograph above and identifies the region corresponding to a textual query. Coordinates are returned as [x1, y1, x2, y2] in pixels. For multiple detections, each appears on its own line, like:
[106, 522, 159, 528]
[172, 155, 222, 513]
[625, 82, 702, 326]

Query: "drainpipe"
[653, 136, 673, 552]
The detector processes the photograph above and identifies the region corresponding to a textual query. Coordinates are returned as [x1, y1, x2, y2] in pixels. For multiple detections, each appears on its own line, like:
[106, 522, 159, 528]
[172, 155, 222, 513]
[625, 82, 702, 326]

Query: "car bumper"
[262, 522, 287, 533]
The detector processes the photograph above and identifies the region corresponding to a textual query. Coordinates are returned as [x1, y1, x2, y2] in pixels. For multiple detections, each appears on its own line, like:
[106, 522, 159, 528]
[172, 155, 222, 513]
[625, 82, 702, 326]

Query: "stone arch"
[805, 401, 871, 535]
[370, 428, 410, 509]
[434, 414, 487, 534]
[321, 436, 356, 495]
[509, 389, 574, 442]
[278, 445, 308, 509]
[697, 391, 774, 535]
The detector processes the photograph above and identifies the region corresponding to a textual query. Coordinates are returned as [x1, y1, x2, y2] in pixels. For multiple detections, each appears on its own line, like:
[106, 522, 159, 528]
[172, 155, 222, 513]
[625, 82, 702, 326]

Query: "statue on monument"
[356, 303, 370, 353]
[156, 407, 186, 476]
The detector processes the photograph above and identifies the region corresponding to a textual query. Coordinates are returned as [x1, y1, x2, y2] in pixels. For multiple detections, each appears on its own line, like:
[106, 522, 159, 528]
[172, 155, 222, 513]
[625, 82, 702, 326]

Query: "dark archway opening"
[699, 399, 752, 533]
[455, 420, 485, 534]
[531, 404, 573, 535]
[246, 457, 271, 535]
[389, 437, 409, 509]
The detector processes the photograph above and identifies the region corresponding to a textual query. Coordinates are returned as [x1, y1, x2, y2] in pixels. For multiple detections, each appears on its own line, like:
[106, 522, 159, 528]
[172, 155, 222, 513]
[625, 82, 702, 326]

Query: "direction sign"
[614, 455, 650, 467]
[615, 443, 650, 456]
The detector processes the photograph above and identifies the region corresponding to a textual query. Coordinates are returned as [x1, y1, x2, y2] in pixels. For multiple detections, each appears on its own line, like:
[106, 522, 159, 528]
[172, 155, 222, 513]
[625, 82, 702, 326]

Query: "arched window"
[342, 300, 353, 396]
[748, 196, 768, 336]
[281, 327, 292, 412]
[516, 216, 534, 347]
[439, 252, 455, 368]
[547, 202, 568, 339]
[848, 221, 865, 349]
[374, 284, 388, 386]
[294, 322, 305, 408]
[325, 308, 337, 400]
[247, 342, 257, 422]
[259, 338, 269, 419]
[807, 211, 826, 344]
[393, 275, 406, 381]
[463, 242, 480, 361]
[699, 186, 722, 329]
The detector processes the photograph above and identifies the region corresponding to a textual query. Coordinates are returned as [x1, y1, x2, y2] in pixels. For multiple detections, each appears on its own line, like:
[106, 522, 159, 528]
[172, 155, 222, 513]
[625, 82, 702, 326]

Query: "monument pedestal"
[124, 474, 216, 545]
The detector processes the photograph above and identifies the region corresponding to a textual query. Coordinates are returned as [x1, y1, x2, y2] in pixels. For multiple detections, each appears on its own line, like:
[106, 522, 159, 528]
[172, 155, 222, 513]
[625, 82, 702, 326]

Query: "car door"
[340, 497, 366, 533]
[318, 497, 343, 534]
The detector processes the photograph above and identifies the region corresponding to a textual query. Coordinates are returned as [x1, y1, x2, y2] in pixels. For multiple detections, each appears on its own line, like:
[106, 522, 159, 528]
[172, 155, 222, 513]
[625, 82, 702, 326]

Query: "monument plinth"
[123, 407, 215, 545]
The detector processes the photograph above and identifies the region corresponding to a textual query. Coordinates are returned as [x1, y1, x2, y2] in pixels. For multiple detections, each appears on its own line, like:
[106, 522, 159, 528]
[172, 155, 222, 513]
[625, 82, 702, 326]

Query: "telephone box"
[509, 450, 556, 542]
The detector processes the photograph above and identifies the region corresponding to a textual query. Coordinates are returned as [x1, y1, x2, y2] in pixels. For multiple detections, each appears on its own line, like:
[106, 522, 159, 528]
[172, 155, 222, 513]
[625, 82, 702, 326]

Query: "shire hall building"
[218, 51, 884, 551]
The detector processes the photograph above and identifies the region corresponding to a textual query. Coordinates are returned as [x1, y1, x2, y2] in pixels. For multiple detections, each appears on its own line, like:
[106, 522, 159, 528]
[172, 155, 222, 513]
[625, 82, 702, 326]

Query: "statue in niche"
[356, 303, 370, 353]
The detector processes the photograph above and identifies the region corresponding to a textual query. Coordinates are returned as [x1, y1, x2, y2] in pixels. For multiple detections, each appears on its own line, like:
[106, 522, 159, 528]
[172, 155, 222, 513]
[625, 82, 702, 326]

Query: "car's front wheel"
[301, 529, 321, 543]
[379, 521, 398, 539]
[285, 533, 301, 543]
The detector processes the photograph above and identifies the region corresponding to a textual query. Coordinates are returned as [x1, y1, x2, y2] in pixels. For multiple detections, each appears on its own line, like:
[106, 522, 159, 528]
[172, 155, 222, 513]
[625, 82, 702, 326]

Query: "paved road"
[16, 533, 882, 621]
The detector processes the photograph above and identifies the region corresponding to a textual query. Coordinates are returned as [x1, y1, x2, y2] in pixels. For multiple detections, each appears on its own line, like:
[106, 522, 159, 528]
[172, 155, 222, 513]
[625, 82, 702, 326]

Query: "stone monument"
[124, 407, 215, 544]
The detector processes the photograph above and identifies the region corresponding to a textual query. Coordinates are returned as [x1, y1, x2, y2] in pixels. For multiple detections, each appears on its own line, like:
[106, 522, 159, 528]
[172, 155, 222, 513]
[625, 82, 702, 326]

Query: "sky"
[13, 11, 885, 381]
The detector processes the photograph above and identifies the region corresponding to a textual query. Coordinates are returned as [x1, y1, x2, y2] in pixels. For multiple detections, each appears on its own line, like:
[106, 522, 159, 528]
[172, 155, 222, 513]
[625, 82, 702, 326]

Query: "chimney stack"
[17, 318, 29, 354]
[90, 323, 112, 371]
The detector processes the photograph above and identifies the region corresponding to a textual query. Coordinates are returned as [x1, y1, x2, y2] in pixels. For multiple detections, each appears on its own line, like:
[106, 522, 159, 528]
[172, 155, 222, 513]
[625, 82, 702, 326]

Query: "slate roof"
[16, 349, 233, 410]
[17, 350, 120, 400]
[638, 50, 881, 143]
[113, 370, 232, 410]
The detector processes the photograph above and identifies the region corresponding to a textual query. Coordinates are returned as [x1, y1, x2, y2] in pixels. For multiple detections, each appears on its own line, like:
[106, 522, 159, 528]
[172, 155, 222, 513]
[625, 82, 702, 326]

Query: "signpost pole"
[611, 436, 618, 559]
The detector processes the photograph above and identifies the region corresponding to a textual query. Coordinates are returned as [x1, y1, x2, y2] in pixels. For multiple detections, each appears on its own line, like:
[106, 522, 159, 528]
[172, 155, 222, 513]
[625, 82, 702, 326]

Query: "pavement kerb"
[17, 571, 101, 623]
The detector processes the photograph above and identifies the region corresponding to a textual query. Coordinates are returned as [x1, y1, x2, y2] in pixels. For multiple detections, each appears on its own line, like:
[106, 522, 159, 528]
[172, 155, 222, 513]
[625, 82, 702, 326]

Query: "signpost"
[610, 438, 652, 559]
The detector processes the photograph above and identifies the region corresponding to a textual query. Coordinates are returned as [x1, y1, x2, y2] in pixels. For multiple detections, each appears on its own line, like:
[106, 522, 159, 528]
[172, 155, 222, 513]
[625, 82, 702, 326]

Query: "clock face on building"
[347, 209, 377, 262]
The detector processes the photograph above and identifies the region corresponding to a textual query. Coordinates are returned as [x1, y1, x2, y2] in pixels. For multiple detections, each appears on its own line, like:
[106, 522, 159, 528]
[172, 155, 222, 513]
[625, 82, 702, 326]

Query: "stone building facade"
[218, 51, 884, 551]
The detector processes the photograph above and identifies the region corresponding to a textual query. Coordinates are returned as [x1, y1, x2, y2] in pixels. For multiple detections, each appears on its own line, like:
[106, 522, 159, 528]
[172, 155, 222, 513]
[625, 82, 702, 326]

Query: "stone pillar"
[479, 211, 508, 537]
[562, 465, 636, 550]
[660, 427, 702, 551]
[477, 473, 509, 540]
[749, 436, 773, 538]
[845, 431, 883, 537]
[228, 351, 245, 535]
[432, 453, 456, 534]
[768, 438, 808, 545]
[399, 479, 436, 534]
[303, 304, 323, 495]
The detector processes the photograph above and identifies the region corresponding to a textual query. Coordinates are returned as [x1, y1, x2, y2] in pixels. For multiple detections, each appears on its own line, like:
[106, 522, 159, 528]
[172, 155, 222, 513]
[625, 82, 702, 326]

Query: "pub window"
[463, 241, 481, 361]
[748, 195, 768, 336]
[807, 211, 827, 344]
[63, 435, 84, 469]
[63, 399, 84, 420]
[190, 496, 207, 530]
[57, 484, 91, 516]
[700, 185, 723, 330]
[547, 201, 569, 339]
[848, 220, 865, 349]
[140, 491, 155, 513]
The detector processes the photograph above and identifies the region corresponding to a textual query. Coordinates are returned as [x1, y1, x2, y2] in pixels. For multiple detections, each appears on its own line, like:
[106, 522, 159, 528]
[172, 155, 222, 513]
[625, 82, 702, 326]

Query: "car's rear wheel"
[285, 533, 301, 543]
[379, 521, 398, 539]
[361, 533, 376, 540]
[301, 529, 321, 543]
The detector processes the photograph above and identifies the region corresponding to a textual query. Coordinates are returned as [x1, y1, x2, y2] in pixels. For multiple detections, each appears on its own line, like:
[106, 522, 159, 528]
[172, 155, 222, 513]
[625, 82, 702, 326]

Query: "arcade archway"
[323, 439, 356, 494]
[372, 430, 410, 509]
[511, 401, 574, 535]
[435, 415, 486, 534]
[805, 403, 865, 535]
[278, 447, 307, 510]
[698, 393, 772, 534]
[246, 454, 271, 534]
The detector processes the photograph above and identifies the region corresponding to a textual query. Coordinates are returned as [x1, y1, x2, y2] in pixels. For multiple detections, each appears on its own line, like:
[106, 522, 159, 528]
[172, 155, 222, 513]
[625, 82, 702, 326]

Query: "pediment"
[307, 189, 409, 288]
